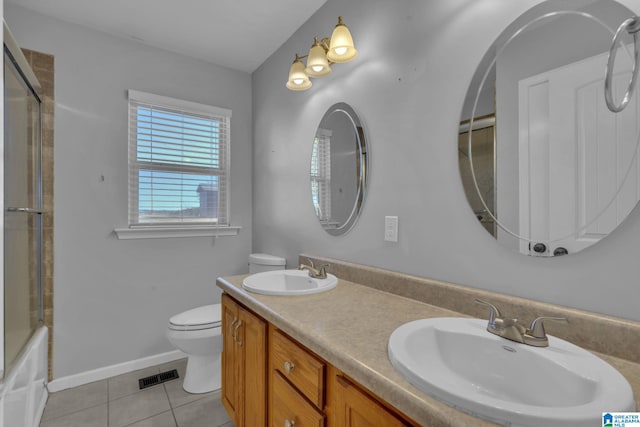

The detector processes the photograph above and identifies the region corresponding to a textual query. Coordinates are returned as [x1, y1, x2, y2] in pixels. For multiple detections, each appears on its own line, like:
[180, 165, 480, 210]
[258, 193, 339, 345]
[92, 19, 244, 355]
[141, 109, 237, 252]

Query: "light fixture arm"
[317, 37, 331, 52]
[292, 37, 334, 66]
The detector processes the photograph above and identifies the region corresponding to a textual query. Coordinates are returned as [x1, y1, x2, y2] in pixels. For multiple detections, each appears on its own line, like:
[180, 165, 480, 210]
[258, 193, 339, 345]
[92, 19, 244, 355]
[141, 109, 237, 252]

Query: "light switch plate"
[385, 216, 398, 242]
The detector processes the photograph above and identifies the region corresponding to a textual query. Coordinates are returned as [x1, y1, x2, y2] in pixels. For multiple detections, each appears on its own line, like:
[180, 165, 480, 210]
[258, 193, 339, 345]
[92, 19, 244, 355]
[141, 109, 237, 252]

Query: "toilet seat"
[168, 304, 221, 331]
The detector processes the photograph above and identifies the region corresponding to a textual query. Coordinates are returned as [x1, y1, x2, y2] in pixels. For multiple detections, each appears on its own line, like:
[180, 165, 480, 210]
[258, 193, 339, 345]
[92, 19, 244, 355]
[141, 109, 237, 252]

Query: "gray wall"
[5, 4, 253, 378]
[253, 0, 640, 321]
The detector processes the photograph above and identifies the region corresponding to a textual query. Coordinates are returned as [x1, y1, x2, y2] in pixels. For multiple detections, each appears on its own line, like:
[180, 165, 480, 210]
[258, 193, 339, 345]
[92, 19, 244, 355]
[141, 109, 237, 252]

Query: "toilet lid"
[168, 304, 221, 331]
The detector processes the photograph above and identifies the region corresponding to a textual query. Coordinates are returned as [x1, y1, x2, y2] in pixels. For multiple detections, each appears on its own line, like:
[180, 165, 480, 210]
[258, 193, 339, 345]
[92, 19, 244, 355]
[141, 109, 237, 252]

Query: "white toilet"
[166, 304, 222, 393]
[166, 253, 285, 393]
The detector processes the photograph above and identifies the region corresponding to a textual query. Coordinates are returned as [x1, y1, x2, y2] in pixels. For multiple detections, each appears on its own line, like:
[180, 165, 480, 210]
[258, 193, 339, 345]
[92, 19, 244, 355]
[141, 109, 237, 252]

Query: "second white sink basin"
[388, 317, 635, 427]
[242, 269, 338, 296]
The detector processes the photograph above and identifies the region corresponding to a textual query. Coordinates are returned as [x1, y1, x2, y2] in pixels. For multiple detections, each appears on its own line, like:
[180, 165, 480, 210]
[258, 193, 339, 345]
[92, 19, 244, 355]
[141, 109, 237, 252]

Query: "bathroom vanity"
[217, 273, 496, 426]
[220, 292, 418, 427]
[217, 255, 640, 427]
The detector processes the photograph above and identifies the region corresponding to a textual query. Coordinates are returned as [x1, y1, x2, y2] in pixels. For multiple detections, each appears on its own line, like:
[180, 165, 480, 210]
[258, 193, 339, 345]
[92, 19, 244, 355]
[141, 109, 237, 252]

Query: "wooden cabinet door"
[221, 294, 241, 426]
[221, 294, 268, 427]
[329, 367, 410, 427]
[238, 305, 267, 427]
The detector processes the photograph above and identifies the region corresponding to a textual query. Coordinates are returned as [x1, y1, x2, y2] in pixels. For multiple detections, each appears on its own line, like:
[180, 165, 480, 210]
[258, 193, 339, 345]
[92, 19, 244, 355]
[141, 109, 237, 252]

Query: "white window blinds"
[128, 90, 231, 226]
[311, 128, 332, 221]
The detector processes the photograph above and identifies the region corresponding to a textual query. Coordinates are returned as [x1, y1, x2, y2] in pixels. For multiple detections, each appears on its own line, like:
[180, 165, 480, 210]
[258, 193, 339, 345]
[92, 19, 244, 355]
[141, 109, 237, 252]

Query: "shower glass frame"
[3, 44, 44, 378]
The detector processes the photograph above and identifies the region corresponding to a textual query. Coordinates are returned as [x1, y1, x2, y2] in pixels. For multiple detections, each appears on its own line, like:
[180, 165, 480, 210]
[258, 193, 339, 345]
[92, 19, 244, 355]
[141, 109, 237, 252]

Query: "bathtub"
[0, 326, 48, 427]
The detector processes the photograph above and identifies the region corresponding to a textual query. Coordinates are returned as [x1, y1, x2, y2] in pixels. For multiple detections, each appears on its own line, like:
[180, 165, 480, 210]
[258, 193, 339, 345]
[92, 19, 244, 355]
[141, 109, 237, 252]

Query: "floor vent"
[138, 369, 180, 390]
[158, 369, 180, 383]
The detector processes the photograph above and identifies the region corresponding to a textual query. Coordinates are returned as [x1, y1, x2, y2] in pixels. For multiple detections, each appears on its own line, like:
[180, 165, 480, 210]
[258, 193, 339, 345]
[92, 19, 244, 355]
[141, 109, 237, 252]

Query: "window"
[127, 90, 231, 227]
[310, 128, 332, 222]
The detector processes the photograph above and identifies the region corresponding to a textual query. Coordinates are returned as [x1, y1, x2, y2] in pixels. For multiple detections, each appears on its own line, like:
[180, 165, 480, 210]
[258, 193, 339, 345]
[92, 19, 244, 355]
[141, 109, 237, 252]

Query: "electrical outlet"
[384, 216, 398, 242]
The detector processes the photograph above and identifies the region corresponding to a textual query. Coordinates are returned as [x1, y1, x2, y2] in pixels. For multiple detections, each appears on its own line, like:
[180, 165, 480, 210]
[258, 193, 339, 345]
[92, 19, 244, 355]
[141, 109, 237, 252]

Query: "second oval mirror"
[310, 102, 368, 236]
[459, 0, 640, 256]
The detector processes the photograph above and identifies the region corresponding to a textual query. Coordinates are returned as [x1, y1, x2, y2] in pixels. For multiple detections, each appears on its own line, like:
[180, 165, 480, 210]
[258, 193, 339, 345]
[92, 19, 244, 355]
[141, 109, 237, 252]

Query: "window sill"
[114, 225, 241, 240]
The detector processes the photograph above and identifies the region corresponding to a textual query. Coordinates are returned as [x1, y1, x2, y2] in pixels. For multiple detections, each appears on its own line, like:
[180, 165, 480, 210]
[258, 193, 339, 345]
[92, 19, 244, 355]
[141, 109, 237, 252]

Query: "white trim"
[47, 350, 185, 392]
[0, 326, 48, 427]
[127, 91, 232, 227]
[128, 89, 231, 118]
[114, 225, 241, 240]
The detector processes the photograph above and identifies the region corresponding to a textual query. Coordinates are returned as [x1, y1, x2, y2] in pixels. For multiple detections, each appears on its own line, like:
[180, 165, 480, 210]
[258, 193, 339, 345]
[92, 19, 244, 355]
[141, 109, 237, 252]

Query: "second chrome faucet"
[475, 299, 568, 347]
[298, 258, 329, 279]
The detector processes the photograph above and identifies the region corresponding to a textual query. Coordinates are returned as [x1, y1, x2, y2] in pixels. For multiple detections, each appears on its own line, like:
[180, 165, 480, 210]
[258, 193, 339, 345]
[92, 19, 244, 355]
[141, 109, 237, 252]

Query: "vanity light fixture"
[286, 16, 358, 91]
[286, 54, 312, 91]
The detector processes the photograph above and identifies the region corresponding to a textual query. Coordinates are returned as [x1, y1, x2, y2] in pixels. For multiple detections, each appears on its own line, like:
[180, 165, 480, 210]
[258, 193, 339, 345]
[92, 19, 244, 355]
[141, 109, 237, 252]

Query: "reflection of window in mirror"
[311, 128, 332, 222]
[459, 115, 496, 237]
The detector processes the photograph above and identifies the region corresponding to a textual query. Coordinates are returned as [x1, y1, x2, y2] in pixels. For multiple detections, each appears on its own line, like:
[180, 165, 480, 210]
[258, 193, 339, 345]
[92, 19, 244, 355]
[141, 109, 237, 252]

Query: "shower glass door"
[3, 47, 43, 377]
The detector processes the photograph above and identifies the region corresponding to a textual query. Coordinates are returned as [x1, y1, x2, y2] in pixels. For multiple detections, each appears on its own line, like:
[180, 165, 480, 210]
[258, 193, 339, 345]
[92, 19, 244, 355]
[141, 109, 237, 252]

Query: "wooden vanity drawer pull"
[284, 420, 295, 427]
[284, 361, 295, 374]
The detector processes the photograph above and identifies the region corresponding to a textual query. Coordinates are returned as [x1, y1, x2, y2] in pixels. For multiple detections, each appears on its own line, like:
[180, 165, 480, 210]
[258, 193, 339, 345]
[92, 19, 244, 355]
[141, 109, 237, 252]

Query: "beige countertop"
[216, 274, 640, 427]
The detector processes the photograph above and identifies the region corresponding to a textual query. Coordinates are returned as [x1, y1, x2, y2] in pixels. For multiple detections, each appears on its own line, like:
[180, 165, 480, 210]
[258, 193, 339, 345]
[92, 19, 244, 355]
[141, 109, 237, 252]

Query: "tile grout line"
[165, 383, 180, 427]
[40, 400, 107, 425]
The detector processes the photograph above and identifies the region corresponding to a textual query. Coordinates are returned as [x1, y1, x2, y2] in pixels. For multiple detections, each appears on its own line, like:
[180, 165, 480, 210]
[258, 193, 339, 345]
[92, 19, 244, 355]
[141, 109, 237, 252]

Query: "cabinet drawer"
[272, 371, 324, 427]
[271, 328, 325, 408]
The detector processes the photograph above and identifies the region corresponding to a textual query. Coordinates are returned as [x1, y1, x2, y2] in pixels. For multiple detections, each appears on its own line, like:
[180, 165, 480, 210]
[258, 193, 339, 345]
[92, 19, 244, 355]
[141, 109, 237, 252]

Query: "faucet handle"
[475, 299, 502, 325]
[528, 316, 569, 339]
[317, 264, 329, 278]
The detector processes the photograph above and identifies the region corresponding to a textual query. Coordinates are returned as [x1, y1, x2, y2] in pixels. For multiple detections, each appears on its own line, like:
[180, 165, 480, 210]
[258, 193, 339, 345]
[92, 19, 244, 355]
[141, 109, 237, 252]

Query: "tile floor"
[39, 358, 234, 427]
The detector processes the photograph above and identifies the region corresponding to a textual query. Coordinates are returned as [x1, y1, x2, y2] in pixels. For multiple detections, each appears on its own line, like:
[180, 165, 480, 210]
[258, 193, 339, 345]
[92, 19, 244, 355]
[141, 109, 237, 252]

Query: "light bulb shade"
[327, 18, 358, 63]
[305, 44, 332, 77]
[286, 58, 312, 91]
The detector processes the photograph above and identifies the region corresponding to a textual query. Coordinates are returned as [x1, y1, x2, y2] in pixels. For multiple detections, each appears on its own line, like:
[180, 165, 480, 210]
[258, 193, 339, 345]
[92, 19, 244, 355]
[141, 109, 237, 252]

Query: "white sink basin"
[388, 317, 636, 427]
[242, 270, 338, 296]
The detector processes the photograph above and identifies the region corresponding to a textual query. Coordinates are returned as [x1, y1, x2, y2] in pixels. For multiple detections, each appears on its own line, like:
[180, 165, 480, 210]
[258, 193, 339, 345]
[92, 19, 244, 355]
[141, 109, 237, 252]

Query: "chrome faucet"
[475, 299, 568, 347]
[298, 258, 329, 279]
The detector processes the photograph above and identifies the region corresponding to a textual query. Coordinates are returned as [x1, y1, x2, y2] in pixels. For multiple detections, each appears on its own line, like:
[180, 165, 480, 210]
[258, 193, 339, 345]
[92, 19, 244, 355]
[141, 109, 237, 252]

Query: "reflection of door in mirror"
[458, 0, 640, 257]
[459, 116, 496, 238]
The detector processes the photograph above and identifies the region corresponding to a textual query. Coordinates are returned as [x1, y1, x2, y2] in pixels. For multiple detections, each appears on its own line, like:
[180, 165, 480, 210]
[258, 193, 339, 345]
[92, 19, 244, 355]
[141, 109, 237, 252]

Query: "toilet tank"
[248, 253, 286, 273]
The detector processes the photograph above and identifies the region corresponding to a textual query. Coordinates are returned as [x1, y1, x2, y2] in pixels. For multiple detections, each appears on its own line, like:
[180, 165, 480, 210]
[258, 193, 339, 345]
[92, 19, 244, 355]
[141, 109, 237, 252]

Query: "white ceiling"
[6, 0, 327, 73]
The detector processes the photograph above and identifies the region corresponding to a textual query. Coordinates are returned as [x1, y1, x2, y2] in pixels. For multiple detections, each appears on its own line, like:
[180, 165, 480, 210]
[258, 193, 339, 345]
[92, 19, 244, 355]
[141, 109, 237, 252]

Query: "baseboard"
[48, 350, 185, 392]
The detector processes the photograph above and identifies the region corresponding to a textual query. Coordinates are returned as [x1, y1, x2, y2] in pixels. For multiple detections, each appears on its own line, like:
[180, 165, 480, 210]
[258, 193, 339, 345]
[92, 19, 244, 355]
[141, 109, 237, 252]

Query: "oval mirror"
[459, 0, 640, 256]
[310, 102, 368, 236]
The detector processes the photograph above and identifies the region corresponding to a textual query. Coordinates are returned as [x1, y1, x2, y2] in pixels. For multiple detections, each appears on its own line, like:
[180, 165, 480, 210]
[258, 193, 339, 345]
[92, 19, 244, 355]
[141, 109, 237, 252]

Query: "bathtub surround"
[0, 327, 48, 427]
[21, 48, 54, 381]
[4, 4, 253, 380]
[0, 36, 51, 426]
